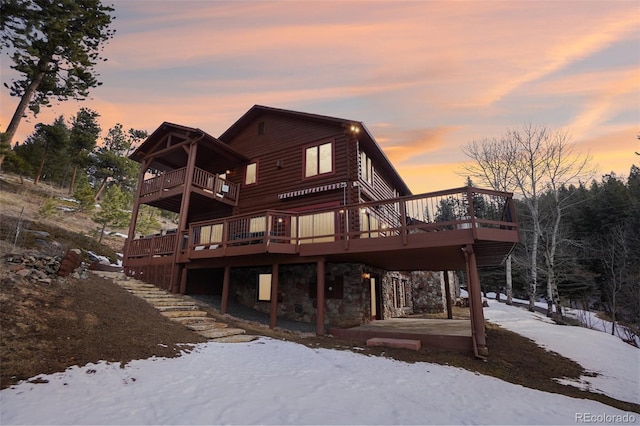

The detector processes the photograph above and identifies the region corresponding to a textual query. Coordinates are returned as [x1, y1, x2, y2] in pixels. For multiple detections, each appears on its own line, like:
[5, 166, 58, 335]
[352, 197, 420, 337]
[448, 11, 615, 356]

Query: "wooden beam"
[170, 141, 200, 293]
[443, 270, 453, 320]
[464, 244, 488, 356]
[179, 267, 188, 294]
[269, 263, 279, 329]
[316, 260, 325, 335]
[221, 266, 230, 314]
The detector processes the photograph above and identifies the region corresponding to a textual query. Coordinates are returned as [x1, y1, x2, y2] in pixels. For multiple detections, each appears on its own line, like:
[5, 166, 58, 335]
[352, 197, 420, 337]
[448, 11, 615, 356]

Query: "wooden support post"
[443, 270, 453, 320]
[124, 159, 149, 271]
[221, 266, 230, 314]
[269, 264, 279, 329]
[179, 267, 188, 294]
[170, 141, 199, 293]
[316, 260, 325, 335]
[464, 244, 488, 356]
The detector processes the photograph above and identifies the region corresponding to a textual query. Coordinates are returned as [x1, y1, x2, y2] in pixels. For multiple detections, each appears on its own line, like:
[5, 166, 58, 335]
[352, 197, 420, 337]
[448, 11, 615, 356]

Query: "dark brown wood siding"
[357, 145, 401, 202]
[223, 113, 351, 213]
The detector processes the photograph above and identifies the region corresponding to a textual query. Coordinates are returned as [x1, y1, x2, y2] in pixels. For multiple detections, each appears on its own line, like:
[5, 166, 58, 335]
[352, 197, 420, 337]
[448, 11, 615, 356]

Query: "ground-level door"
[369, 273, 382, 321]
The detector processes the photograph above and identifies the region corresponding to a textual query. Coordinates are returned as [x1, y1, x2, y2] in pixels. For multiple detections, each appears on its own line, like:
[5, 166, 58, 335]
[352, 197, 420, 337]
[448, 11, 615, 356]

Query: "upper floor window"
[257, 121, 265, 135]
[305, 141, 333, 178]
[245, 162, 257, 185]
[360, 151, 374, 185]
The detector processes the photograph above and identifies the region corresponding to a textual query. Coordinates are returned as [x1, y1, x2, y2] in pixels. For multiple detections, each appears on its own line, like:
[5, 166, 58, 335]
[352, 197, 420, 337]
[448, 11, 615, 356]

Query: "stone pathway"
[91, 271, 258, 343]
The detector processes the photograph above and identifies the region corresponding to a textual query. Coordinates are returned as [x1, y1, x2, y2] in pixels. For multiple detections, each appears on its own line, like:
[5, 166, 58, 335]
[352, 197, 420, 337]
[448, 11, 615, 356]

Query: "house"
[123, 105, 519, 356]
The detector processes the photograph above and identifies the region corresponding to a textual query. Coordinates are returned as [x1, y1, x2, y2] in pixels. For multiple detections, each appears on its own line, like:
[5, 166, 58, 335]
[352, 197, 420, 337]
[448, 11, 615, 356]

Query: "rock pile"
[2, 249, 88, 284]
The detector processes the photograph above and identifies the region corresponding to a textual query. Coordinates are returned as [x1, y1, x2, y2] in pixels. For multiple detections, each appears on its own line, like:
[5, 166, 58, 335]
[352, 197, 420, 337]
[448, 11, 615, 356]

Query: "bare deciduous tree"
[462, 125, 591, 313]
[461, 137, 514, 304]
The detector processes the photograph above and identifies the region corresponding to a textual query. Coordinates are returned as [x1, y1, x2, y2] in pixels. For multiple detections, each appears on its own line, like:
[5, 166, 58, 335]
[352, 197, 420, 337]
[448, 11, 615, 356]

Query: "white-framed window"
[305, 142, 333, 177]
[360, 151, 374, 185]
[245, 162, 257, 185]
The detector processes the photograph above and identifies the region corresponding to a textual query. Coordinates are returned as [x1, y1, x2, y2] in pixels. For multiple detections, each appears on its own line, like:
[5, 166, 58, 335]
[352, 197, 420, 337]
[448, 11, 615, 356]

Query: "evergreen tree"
[0, 0, 115, 168]
[13, 116, 70, 185]
[67, 108, 101, 194]
[92, 124, 146, 200]
[92, 185, 129, 244]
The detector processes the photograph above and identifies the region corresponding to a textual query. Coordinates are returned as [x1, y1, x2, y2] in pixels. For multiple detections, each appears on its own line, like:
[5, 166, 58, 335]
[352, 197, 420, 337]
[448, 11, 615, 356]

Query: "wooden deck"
[125, 187, 519, 272]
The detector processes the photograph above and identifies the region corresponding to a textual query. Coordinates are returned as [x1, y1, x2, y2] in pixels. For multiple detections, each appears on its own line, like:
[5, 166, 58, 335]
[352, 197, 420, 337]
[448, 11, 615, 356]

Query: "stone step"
[125, 289, 163, 294]
[161, 310, 208, 318]
[197, 328, 246, 339]
[169, 316, 217, 324]
[105, 275, 251, 342]
[136, 294, 176, 299]
[155, 305, 197, 312]
[186, 322, 228, 331]
[149, 300, 195, 307]
[213, 334, 259, 343]
[119, 283, 156, 288]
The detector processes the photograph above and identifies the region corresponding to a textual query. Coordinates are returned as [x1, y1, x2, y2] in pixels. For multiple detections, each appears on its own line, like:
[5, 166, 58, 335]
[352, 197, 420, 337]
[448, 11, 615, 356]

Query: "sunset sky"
[1, 1, 638, 193]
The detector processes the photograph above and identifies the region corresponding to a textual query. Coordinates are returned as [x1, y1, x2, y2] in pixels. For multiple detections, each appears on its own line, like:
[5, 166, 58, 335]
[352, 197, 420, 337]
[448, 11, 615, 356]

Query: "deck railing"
[125, 187, 517, 261]
[192, 167, 239, 203]
[139, 167, 239, 204]
[140, 168, 187, 197]
[128, 233, 177, 257]
[186, 187, 517, 252]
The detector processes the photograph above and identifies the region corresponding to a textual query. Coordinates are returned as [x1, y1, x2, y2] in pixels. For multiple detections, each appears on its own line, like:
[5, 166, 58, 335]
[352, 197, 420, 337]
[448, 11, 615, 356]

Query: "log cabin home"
[123, 105, 519, 356]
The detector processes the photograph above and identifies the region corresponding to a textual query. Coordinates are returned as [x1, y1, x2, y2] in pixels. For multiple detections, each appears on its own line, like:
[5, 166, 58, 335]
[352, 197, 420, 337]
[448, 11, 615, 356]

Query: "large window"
[305, 142, 333, 177]
[294, 211, 335, 244]
[245, 162, 257, 185]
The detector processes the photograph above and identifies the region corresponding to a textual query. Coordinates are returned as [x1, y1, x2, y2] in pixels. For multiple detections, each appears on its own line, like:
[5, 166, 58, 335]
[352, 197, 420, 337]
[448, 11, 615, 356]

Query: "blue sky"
[1, 0, 638, 193]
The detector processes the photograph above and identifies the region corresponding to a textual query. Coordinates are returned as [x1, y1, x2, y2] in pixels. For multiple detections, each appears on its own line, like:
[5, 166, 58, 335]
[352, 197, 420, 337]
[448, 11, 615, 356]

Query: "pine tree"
[92, 185, 130, 244]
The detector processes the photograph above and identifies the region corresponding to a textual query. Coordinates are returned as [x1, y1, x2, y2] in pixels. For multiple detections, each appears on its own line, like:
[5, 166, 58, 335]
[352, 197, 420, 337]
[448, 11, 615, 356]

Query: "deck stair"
[91, 271, 257, 343]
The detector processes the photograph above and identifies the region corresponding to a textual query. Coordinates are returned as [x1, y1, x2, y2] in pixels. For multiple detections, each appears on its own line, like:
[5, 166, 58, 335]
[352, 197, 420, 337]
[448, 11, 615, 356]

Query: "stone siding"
[410, 271, 457, 314]
[231, 263, 370, 328]
[229, 264, 456, 326]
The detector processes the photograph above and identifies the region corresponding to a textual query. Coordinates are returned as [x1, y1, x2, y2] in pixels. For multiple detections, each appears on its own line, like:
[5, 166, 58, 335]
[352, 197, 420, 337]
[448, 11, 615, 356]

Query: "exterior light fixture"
[362, 272, 370, 279]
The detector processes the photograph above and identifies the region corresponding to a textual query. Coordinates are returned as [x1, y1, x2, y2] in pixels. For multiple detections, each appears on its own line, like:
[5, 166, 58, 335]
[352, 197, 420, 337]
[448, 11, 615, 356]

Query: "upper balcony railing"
[139, 167, 239, 204]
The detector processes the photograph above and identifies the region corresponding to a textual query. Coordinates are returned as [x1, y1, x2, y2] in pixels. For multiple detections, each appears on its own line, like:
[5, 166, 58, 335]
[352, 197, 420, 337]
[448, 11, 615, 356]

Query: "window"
[360, 151, 374, 185]
[245, 162, 257, 185]
[393, 277, 407, 308]
[304, 142, 333, 177]
[295, 211, 335, 244]
[257, 121, 265, 135]
[257, 273, 272, 301]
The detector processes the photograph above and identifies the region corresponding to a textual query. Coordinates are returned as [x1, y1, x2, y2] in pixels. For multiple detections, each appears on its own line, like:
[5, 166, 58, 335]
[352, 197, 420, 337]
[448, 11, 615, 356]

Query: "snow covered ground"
[1, 303, 638, 425]
[484, 301, 640, 405]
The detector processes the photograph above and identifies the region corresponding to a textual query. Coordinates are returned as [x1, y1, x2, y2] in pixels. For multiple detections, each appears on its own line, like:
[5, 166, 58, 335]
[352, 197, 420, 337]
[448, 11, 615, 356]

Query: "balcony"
[125, 187, 519, 272]
[139, 167, 239, 209]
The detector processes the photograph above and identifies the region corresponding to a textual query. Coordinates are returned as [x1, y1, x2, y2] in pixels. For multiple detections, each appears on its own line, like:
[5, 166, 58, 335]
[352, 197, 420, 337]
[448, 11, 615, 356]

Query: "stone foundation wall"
[229, 263, 458, 325]
[410, 270, 458, 314]
[230, 263, 370, 327]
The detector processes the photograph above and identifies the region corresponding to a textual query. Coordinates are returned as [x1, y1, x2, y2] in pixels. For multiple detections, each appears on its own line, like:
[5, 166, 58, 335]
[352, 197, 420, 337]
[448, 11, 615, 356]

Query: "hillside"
[0, 172, 638, 415]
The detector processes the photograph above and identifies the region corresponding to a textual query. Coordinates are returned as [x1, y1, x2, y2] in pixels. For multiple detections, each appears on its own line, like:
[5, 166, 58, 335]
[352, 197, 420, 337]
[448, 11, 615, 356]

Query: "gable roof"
[130, 122, 249, 172]
[220, 105, 412, 195]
